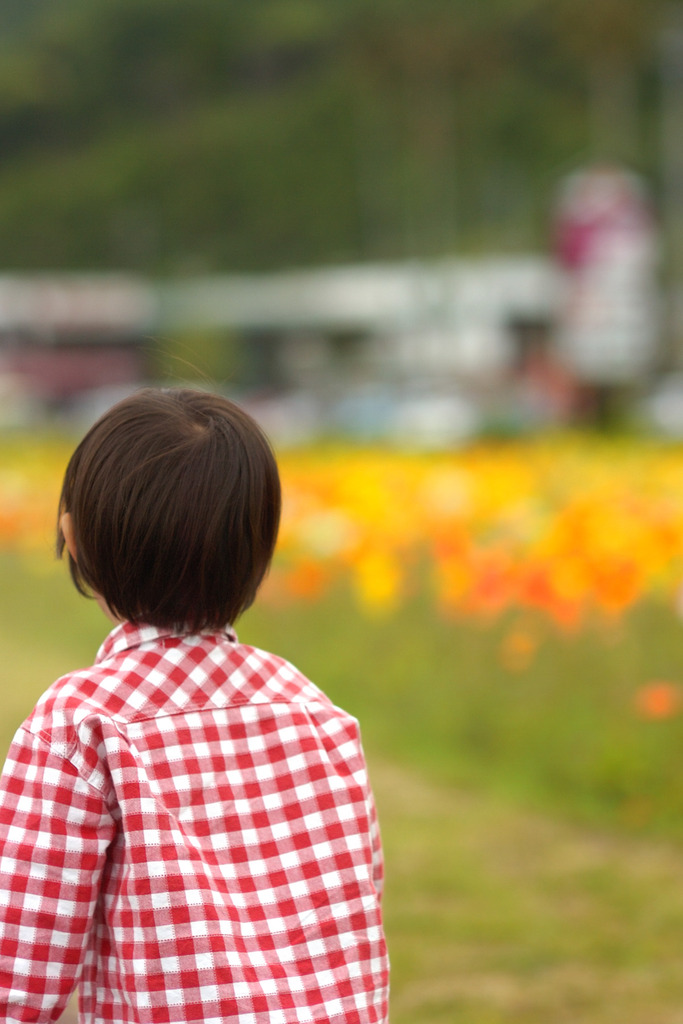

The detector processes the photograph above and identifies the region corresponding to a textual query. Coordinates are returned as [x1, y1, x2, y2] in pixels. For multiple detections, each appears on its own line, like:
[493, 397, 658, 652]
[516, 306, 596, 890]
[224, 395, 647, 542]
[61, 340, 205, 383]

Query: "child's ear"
[59, 512, 78, 562]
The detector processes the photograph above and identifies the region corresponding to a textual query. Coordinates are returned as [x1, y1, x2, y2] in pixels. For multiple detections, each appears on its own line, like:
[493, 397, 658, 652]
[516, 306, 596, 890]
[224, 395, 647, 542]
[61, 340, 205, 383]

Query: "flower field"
[272, 439, 683, 630]
[4, 433, 683, 632]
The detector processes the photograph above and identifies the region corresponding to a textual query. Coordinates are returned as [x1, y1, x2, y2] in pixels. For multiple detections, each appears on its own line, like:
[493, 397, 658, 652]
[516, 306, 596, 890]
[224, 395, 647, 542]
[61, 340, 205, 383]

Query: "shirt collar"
[95, 620, 238, 663]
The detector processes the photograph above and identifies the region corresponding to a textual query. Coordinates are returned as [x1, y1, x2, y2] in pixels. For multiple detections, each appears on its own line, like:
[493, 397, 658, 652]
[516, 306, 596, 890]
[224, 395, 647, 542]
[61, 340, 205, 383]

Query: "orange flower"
[634, 682, 682, 720]
[353, 549, 402, 614]
[500, 627, 539, 672]
[283, 560, 328, 600]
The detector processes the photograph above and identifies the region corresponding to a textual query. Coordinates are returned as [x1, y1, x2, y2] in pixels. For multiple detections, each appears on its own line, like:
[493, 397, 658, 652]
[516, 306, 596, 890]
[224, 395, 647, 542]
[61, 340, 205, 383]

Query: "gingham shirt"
[0, 622, 389, 1023]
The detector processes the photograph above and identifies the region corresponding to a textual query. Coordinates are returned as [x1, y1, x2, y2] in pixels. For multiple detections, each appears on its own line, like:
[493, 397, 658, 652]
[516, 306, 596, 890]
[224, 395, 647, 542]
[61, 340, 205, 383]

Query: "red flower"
[634, 682, 682, 720]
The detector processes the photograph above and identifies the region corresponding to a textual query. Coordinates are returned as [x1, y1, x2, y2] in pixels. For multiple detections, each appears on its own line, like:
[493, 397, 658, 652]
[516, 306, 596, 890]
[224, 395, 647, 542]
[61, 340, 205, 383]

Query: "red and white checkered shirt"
[0, 622, 389, 1023]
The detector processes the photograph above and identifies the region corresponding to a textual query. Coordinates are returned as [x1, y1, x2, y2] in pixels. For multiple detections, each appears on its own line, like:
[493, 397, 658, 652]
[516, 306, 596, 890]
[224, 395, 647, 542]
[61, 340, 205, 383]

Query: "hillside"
[0, 0, 668, 273]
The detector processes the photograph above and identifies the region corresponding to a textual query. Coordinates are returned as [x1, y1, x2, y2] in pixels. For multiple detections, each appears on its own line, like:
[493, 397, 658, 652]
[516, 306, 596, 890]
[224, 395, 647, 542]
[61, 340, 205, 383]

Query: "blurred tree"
[152, 326, 241, 386]
[544, 0, 657, 165]
[0, 0, 672, 272]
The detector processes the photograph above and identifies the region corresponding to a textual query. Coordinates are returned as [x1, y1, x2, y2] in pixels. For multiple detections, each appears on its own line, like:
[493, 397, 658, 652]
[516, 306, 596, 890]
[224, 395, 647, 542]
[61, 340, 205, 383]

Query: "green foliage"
[242, 588, 683, 841]
[152, 326, 241, 387]
[0, 0, 671, 271]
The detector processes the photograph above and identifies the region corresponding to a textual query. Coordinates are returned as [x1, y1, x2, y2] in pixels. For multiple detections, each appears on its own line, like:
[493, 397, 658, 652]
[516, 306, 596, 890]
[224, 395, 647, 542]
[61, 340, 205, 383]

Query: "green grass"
[377, 760, 683, 1023]
[4, 554, 683, 1022]
[243, 586, 683, 841]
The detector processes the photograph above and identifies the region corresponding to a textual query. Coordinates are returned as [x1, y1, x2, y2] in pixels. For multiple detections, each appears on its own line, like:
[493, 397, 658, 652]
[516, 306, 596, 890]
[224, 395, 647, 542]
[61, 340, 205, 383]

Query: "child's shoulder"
[225, 640, 329, 706]
[25, 660, 123, 736]
[23, 628, 334, 740]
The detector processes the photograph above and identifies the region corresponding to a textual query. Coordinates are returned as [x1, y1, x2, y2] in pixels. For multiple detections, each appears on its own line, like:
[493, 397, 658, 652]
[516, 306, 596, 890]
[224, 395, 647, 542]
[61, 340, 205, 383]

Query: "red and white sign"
[554, 165, 660, 382]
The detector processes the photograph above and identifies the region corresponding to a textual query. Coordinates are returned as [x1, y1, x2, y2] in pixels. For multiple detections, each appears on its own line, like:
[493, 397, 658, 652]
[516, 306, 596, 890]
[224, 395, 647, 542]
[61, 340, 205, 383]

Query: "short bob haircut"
[57, 388, 281, 632]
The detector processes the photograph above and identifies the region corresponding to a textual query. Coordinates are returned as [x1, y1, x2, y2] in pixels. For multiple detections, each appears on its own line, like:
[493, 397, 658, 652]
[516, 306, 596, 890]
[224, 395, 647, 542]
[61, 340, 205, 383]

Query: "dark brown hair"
[57, 388, 281, 631]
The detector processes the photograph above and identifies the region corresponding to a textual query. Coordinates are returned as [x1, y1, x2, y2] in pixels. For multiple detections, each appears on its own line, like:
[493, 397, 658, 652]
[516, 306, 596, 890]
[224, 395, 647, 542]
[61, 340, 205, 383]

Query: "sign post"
[554, 164, 660, 422]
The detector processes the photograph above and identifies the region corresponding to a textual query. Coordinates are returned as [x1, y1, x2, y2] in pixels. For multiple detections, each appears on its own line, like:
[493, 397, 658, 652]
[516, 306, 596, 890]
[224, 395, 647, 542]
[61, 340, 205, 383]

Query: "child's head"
[57, 387, 281, 631]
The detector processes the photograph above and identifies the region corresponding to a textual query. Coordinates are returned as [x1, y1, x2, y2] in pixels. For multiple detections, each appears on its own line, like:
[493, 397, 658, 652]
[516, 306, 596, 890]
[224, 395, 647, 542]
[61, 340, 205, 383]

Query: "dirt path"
[372, 758, 683, 1024]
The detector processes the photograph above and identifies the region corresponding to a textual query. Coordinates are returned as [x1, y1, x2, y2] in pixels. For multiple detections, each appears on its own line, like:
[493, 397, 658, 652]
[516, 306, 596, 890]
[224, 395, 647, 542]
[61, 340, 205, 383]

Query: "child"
[0, 388, 389, 1024]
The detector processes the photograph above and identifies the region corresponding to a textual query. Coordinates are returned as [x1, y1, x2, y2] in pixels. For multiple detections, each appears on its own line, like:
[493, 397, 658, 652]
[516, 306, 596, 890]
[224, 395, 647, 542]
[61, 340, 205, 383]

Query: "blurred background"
[0, 0, 681, 438]
[4, 2, 683, 1022]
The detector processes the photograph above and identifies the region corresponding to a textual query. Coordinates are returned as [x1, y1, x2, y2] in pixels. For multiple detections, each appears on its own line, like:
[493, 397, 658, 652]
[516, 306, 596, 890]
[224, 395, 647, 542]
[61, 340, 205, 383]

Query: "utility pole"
[659, 7, 683, 370]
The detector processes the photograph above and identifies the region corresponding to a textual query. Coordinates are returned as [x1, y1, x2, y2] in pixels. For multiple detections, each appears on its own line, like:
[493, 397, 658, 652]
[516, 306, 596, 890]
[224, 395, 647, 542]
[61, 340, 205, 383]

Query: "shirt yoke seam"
[20, 724, 112, 803]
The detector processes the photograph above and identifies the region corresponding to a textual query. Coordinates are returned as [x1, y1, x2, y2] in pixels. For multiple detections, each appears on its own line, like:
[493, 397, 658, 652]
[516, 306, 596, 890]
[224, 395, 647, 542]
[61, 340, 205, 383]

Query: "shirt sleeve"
[0, 725, 115, 1023]
[367, 786, 384, 901]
